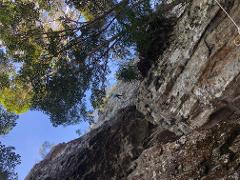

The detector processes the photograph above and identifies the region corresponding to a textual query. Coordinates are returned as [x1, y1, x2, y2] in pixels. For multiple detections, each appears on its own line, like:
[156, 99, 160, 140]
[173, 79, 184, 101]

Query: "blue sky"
[0, 111, 89, 180]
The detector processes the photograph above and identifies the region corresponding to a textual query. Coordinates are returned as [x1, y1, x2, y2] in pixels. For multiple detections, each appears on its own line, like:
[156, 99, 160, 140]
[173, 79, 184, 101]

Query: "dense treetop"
[0, 0, 181, 126]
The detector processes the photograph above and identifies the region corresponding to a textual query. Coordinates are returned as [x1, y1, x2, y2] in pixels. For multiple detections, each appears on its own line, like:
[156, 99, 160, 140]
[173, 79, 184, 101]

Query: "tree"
[0, 0, 183, 125]
[0, 80, 33, 114]
[0, 105, 18, 135]
[116, 63, 139, 82]
[39, 141, 55, 159]
[0, 102, 19, 180]
[0, 142, 20, 180]
[75, 129, 82, 137]
[0, 50, 33, 114]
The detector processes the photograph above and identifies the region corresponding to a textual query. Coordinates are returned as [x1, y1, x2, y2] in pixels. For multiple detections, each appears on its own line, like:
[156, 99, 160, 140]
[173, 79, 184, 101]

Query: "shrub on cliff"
[116, 64, 139, 82]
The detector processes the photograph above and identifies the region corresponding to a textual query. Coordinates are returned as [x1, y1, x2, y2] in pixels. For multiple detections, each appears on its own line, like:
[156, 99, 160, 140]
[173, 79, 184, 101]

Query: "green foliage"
[0, 142, 20, 180]
[0, 105, 18, 136]
[0, 51, 12, 90]
[90, 89, 105, 109]
[0, 50, 32, 114]
[72, 0, 115, 20]
[116, 63, 139, 82]
[0, 1, 44, 61]
[0, 0, 176, 126]
[0, 81, 33, 114]
[30, 58, 93, 126]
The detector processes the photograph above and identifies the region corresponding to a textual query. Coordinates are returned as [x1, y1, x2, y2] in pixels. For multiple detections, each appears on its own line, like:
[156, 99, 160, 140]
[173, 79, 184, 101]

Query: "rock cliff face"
[27, 0, 240, 179]
[91, 79, 141, 129]
[26, 106, 156, 180]
[138, 0, 240, 135]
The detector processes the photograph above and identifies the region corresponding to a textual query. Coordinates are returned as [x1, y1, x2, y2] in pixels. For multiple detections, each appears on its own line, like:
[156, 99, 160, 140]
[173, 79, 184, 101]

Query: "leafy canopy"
[0, 81, 33, 114]
[0, 142, 21, 180]
[0, 0, 175, 126]
[0, 105, 18, 136]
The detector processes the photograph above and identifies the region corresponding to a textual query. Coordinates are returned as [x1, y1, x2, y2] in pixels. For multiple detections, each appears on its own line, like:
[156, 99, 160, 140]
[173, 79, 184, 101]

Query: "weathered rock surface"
[91, 80, 141, 129]
[26, 106, 155, 180]
[129, 121, 240, 179]
[138, 0, 240, 135]
[27, 0, 240, 179]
